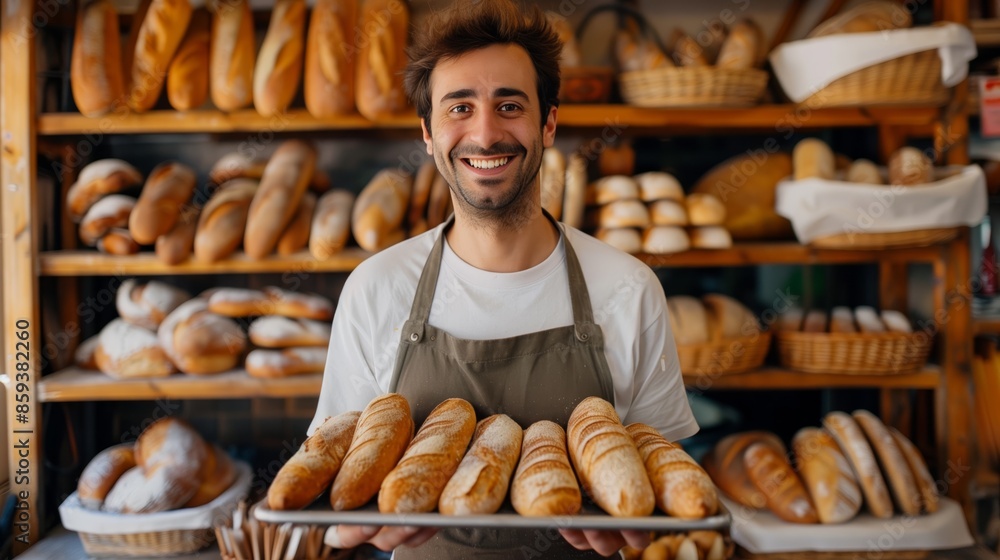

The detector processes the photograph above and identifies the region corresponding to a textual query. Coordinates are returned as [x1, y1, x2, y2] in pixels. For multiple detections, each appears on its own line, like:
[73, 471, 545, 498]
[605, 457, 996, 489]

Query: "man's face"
[422, 44, 557, 223]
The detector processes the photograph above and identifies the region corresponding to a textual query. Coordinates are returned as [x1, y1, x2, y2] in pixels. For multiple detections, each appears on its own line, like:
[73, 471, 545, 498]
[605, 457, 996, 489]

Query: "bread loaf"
[67, 159, 144, 222]
[80, 194, 135, 246]
[600, 200, 649, 229]
[567, 396, 654, 517]
[822, 411, 894, 518]
[745, 442, 819, 523]
[703, 293, 759, 340]
[511, 420, 582, 516]
[792, 427, 862, 524]
[264, 286, 334, 320]
[194, 179, 257, 262]
[209, 153, 266, 185]
[685, 194, 726, 226]
[185, 444, 237, 507]
[809, 1, 912, 38]
[310, 189, 355, 259]
[116, 279, 191, 330]
[158, 299, 247, 375]
[881, 310, 913, 333]
[379, 398, 477, 513]
[689, 226, 733, 249]
[439, 414, 523, 515]
[793, 139, 835, 181]
[166, 8, 210, 111]
[666, 296, 709, 345]
[98, 229, 141, 255]
[253, 0, 306, 116]
[672, 30, 709, 67]
[209, 0, 255, 111]
[276, 192, 317, 255]
[129, 162, 196, 245]
[268, 410, 361, 510]
[94, 319, 175, 378]
[595, 228, 642, 254]
[889, 147, 934, 186]
[692, 152, 794, 240]
[853, 410, 921, 516]
[206, 288, 270, 317]
[352, 169, 412, 252]
[615, 23, 671, 73]
[635, 172, 684, 203]
[355, 0, 410, 120]
[116, 417, 208, 513]
[649, 200, 688, 226]
[701, 431, 786, 508]
[889, 427, 939, 513]
[78, 444, 136, 509]
[156, 205, 199, 265]
[245, 347, 328, 378]
[847, 159, 883, 184]
[330, 393, 414, 510]
[802, 310, 828, 333]
[776, 308, 804, 332]
[716, 19, 763, 70]
[854, 306, 886, 333]
[248, 316, 331, 348]
[627, 423, 718, 519]
[304, 0, 357, 117]
[562, 153, 587, 229]
[593, 175, 639, 205]
[642, 226, 690, 254]
[540, 148, 566, 220]
[124, 0, 193, 112]
[244, 140, 317, 259]
[71, 0, 124, 117]
[830, 306, 857, 334]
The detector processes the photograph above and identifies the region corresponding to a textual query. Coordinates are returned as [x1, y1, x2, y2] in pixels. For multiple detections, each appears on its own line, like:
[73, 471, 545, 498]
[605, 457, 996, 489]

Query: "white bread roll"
[310, 189, 356, 259]
[855, 306, 886, 333]
[685, 194, 726, 226]
[666, 296, 709, 345]
[689, 226, 732, 249]
[634, 172, 684, 202]
[599, 200, 649, 229]
[881, 310, 913, 333]
[595, 228, 641, 254]
[649, 200, 688, 226]
[642, 226, 690, 254]
[793, 138, 836, 181]
[592, 175, 640, 205]
[116, 279, 191, 330]
[846, 159, 883, 184]
[94, 319, 175, 378]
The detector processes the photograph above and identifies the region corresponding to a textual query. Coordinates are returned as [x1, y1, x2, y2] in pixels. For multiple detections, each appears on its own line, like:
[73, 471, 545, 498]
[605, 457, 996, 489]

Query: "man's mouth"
[462, 156, 513, 171]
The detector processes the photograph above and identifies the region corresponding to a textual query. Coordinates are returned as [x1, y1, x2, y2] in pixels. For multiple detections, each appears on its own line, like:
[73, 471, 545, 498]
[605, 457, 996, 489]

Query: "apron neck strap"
[406, 210, 596, 325]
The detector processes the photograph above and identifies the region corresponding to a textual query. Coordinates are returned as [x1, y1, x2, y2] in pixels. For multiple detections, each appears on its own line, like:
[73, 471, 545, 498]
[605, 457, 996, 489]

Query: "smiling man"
[313, 0, 697, 558]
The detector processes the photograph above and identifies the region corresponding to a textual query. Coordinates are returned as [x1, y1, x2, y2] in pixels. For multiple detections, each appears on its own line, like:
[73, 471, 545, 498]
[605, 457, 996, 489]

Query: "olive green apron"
[390, 213, 616, 560]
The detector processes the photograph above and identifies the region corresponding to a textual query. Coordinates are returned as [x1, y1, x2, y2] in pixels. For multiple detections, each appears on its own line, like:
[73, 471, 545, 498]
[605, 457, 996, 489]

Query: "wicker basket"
[775, 331, 932, 375]
[678, 332, 772, 379]
[560, 66, 615, 103]
[810, 227, 961, 249]
[78, 528, 217, 557]
[620, 67, 769, 108]
[799, 49, 947, 108]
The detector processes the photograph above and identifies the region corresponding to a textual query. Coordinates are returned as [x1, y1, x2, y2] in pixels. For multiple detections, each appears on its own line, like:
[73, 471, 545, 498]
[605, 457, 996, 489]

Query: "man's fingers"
[558, 529, 591, 550]
[323, 525, 379, 549]
[368, 526, 422, 551]
[621, 529, 651, 550]
[582, 529, 626, 557]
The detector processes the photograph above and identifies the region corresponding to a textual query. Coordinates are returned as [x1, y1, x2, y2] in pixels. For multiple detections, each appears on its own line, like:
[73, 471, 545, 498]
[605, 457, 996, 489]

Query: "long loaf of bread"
[567, 396, 654, 517]
[351, 169, 411, 252]
[329, 393, 414, 510]
[124, 0, 193, 112]
[209, 0, 255, 111]
[71, 0, 124, 117]
[511, 420, 582, 516]
[166, 8, 210, 111]
[267, 410, 361, 510]
[744, 442, 819, 524]
[304, 0, 357, 117]
[355, 0, 409, 120]
[128, 162, 196, 245]
[253, 0, 306, 116]
[626, 423, 718, 519]
[244, 141, 317, 259]
[310, 189, 355, 259]
[276, 192, 317, 255]
[439, 414, 523, 515]
[194, 179, 257, 262]
[378, 398, 476, 513]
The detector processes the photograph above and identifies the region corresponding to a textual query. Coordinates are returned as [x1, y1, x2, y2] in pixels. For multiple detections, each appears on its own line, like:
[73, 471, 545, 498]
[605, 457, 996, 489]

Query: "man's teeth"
[467, 157, 509, 169]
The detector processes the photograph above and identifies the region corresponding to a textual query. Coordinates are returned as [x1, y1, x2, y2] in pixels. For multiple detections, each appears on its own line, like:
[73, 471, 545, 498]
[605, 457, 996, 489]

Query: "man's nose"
[468, 109, 505, 149]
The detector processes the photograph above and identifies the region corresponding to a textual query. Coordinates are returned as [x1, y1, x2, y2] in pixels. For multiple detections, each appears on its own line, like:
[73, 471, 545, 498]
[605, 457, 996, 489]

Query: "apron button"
[578, 331, 590, 342]
[410, 332, 419, 342]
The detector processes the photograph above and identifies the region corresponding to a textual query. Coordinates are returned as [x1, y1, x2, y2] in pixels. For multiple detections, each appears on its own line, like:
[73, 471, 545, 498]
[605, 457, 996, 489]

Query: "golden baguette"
[511, 421, 582, 516]
[626, 423, 718, 519]
[439, 414, 523, 515]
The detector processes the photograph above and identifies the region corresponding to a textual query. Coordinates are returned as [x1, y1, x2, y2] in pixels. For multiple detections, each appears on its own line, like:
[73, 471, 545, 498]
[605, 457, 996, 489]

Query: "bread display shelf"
[254, 500, 730, 532]
[36, 105, 946, 136]
[974, 316, 1000, 336]
[682, 366, 940, 390]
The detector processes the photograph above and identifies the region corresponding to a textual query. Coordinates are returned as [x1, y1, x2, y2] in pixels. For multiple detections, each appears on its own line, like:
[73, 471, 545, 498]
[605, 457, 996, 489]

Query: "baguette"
[194, 179, 258, 262]
[155, 205, 199, 264]
[248, 316, 331, 348]
[853, 410, 922, 516]
[71, 0, 124, 117]
[511, 421, 582, 516]
[244, 140, 317, 259]
[744, 442, 819, 523]
[267, 410, 361, 510]
[253, 0, 306, 116]
[567, 396, 654, 517]
[304, 0, 357, 117]
[626, 423, 718, 519]
[829, 306, 857, 333]
[124, 0, 193, 112]
[276, 192, 317, 255]
[701, 431, 785, 508]
[823, 411, 894, 518]
[408, 162, 435, 236]
[355, 0, 410, 120]
[352, 169, 412, 252]
[379, 398, 477, 513]
[889, 427, 939, 513]
[330, 393, 414, 510]
[439, 414, 523, 515]
[67, 159, 144, 222]
[792, 427, 862, 524]
[209, 0, 255, 111]
[310, 189, 355, 259]
[166, 8, 210, 111]
[128, 162, 197, 245]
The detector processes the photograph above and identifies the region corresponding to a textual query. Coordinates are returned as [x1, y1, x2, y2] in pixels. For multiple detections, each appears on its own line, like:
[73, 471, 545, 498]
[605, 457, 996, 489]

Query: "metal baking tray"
[254, 500, 731, 532]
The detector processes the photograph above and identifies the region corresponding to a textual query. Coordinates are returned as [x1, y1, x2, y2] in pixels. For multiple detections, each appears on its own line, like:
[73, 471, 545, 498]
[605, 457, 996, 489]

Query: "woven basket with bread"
[667, 294, 770, 378]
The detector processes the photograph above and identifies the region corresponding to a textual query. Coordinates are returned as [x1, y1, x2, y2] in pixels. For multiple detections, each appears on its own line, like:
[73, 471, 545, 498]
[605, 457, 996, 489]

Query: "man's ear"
[542, 105, 558, 149]
[421, 118, 433, 155]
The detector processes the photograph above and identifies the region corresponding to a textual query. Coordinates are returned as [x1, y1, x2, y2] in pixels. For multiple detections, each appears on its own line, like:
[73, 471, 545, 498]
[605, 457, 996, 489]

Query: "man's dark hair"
[403, 0, 562, 133]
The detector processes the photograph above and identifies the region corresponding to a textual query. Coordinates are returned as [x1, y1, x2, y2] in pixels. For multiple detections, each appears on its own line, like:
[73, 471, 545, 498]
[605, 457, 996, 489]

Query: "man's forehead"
[429, 45, 536, 102]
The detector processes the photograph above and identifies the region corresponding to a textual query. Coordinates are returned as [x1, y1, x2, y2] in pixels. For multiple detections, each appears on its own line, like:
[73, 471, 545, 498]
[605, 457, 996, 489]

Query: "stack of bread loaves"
[615, 15, 767, 73]
[267, 394, 720, 522]
[666, 294, 761, 346]
[702, 411, 938, 525]
[77, 418, 238, 513]
[69, 159, 144, 255]
[71, 0, 410, 119]
[793, 137, 940, 186]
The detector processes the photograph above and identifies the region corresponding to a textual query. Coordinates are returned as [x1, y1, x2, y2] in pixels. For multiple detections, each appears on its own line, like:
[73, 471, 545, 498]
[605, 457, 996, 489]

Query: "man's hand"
[558, 528, 650, 557]
[324, 525, 438, 552]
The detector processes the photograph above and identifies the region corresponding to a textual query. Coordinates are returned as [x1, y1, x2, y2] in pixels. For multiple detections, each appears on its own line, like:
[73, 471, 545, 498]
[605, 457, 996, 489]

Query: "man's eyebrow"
[438, 87, 530, 104]
[439, 89, 476, 103]
[494, 87, 529, 100]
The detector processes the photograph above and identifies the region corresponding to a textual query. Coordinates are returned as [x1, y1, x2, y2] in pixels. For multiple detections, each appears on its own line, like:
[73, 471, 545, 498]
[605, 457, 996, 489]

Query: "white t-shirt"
[310, 223, 698, 442]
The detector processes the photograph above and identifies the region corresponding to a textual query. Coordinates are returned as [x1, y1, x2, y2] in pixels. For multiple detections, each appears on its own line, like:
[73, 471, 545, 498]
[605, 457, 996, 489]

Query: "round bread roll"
[666, 296, 709, 345]
[116, 279, 191, 331]
[889, 147, 934, 186]
[67, 159, 143, 222]
[249, 316, 332, 348]
[642, 226, 690, 254]
[592, 175, 640, 205]
[703, 293, 759, 340]
[685, 194, 726, 226]
[689, 226, 732, 249]
[793, 138, 835, 181]
[649, 200, 688, 226]
[598, 200, 649, 229]
[595, 228, 641, 254]
[94, 319, 175, 378]
[158, 299, 247, 375]
[846, 159, 883, 185]
[78, 443, 136, 510]
[822, 411, 894, 518]
[634, 172, 684, 202]
[184, 444, 238, 508]
[116, 417, 210, 513]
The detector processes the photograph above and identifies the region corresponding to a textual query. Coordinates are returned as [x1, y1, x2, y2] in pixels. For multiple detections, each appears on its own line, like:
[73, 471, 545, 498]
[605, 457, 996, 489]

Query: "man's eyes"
[447, 103, 522, 114]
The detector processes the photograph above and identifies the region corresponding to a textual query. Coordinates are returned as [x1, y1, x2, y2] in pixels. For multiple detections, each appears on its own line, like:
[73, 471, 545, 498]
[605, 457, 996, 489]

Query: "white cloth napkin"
[774, 164, 987, 243]
[770, 23, 977, 103]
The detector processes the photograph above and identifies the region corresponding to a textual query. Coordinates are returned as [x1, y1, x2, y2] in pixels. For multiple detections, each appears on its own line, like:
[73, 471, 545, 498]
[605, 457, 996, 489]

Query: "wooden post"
[879, 262, 913, 437]
[1, 0, 42, 552]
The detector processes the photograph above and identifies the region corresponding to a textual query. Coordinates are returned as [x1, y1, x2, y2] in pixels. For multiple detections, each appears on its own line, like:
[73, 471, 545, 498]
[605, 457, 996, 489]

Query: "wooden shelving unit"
[972, 19, 1000, 46]
[976, 316, 1000, 336]
[684, 367, 942, 391]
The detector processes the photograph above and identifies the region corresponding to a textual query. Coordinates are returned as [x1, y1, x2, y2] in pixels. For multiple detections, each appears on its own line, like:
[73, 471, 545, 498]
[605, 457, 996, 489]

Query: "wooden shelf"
[35, 105, 946, 136]
[976, 316, 1000, 336]
[684, 367, 941, 390]
[38, 368, 323, 402]
[38, 243, 947, 276]
[972, 19, 1000, 47]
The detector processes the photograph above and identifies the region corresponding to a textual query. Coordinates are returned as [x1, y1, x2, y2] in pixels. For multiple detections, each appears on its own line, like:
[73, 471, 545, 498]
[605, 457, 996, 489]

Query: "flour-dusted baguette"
[71, 0, 125, 117]
[567, 396, 654, 517]
[194, 179, 257, 262]
[206, 287, 270, 317]
[129, 162, 197, 245]
[67, 159, 144, 222]
[78, 444, 137, 509]
[116, 279, 191, 330]
[304, 0, 357, 117]
[253, 0, 306, 116]
[248, 316, 331, 348]
[276, 191, 317, 255]
[330, 393, 414, 510]
[626, 423, 718, 519]
[167, 8, 210, 111]
[889, 427, 939, 513]
[379, 398, 477, 513]
[439, 414, 523, 515]
[244, 140, 317, 259]
[268, 410, 361, 510]
[792, 427, 862, 524]
[156, 205, 199, 264]
[823, 411, 894, 518]
[541, 147, 566, 220]
[352, 169, 412, 252]
[245, 347, 328, 378]
[264, 286, 334, 320]
[744, 442, 819, 523]
[355, 0, 409, 120]
[209, 0, 255, 111]
[80, 195, 136, 246]
[511, 420, 581, 516]
[123, 0, 193, 112]
[310, 189, 355, 259]
[853, 410, 922, 516]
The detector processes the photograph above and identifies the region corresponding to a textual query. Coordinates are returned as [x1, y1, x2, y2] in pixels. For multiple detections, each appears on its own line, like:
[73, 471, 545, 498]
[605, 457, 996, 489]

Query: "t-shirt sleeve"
[621, 297, 700, 442]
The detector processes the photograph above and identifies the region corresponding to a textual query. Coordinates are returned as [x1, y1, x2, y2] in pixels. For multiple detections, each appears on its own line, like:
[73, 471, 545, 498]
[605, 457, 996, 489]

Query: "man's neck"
[445, 209, 559, 273]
